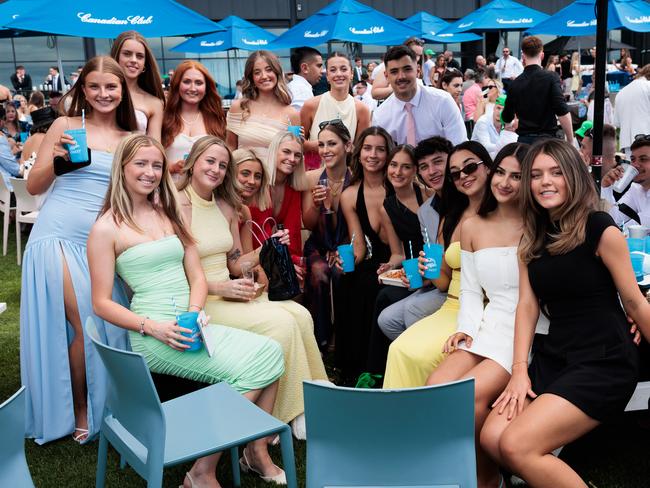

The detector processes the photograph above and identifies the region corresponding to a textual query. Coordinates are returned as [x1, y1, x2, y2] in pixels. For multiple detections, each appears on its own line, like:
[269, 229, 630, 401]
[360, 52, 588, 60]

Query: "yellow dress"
[383, 241, 462, 389]
[187, 185, 327, 422]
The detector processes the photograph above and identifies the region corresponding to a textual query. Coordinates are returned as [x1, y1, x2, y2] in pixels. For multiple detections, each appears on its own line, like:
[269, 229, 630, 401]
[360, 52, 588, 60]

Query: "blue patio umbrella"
[4, 0, 223, 38]
[170, 15, 277, 53]
[437, 0, 550, 34]
[527, 0, 650, 35]
[403, 12, 481, 43]
[268, 0, 421, 49]
[0, 0, 48, 38]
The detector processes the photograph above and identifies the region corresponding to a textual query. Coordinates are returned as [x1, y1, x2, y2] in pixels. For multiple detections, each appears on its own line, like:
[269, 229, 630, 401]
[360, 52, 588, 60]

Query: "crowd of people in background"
[2, 29, 650, 488]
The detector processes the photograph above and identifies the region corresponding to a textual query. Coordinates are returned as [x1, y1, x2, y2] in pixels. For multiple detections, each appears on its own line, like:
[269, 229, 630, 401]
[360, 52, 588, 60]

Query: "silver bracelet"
[139, 316, 149, 336]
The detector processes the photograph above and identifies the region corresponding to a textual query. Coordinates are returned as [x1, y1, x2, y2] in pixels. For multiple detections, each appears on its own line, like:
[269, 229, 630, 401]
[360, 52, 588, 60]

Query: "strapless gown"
[134, 109, 148, 134]
[116, 235, 285, 393]
[20, 150, 130, 444]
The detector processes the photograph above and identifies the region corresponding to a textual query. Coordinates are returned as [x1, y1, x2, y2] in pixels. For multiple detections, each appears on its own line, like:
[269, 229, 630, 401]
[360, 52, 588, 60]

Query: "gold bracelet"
[188, 304, 202, 311]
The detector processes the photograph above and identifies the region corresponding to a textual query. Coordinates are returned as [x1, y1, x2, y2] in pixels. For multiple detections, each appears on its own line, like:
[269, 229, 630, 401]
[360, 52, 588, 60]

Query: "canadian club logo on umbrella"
[76, 13, 154, 25]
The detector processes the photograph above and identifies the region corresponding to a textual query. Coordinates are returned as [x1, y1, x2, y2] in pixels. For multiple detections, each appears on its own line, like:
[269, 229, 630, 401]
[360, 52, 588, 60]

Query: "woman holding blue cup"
[426, 143, 532, 487]
[88, 134, 287, 486]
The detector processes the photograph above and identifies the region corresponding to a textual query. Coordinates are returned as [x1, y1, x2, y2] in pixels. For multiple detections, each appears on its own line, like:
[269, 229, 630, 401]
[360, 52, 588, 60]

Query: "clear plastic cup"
[177, 311, 202, 352]
[402, 258, 423, 290]
[64, 128, 88, 163]
[628, 225, 647, 239]
[612, 163, 639, 193]
[422, 243, 443, 280]
[337, 244, 355, 273]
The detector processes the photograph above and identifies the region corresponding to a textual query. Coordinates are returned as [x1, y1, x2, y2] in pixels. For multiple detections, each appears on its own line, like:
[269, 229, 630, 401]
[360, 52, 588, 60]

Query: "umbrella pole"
[55, 36, 65, 93]
[591, 0, 608, 191]
[227, 49, 233, 96]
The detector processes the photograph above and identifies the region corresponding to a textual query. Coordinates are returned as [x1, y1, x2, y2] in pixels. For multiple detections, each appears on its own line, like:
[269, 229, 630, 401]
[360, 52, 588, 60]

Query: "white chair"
[9, 178, 39, 266]
[0, 177, 15, 256]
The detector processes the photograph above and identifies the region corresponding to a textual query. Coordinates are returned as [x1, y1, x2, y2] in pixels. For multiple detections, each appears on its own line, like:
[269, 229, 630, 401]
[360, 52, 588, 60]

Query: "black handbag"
[53, 148, 91, 176]
[248, 220, 301, 301]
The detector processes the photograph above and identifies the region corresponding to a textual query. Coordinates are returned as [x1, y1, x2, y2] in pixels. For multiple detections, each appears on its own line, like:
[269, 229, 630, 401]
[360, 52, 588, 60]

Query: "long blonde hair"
[232, 148, 271, 211]
[176, 135, 242, 210]
[266, 130, 308, 191]
[100, 134, 194, 245]
[519, 139, 598, 263]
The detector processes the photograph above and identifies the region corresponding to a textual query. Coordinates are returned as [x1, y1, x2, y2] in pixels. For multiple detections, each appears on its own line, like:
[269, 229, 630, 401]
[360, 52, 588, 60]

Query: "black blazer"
[10, 73, 32, 94]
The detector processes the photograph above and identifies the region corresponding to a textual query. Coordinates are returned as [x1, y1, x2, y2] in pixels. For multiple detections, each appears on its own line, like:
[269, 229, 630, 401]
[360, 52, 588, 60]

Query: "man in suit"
[46, 66, 67, 92]
[10, 66, 32, 96]
[352, 57, 367, 85]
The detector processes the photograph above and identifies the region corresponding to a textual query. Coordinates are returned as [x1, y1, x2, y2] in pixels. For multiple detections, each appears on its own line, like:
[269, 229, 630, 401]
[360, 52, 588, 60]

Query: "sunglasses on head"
[449, 160, 484, 181]
[635, 134, 650, 142]
[319, 118, 346, 130]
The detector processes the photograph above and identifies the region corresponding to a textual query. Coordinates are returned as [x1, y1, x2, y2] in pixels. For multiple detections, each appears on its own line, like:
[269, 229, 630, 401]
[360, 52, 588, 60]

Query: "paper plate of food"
[379, 268, 407, 287]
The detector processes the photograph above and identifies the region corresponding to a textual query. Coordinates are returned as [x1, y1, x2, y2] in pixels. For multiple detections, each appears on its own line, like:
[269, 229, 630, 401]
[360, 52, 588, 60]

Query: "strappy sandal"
[239, 448, 286, 485]
[72, 427, 89, 443]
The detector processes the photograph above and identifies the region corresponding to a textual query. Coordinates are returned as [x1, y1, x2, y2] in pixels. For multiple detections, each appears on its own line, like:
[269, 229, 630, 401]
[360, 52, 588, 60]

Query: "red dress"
[249, 182, 303, 265]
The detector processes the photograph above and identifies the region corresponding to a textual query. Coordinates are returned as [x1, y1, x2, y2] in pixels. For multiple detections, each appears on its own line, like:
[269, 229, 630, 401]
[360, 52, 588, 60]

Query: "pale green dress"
[116, 235, 285, 392]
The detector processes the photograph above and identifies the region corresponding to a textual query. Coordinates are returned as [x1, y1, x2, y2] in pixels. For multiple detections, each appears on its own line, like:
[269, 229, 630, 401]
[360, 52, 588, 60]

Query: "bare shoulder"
[354, 99, 370, 115]
[90, 212, 117, 241]
[302, 95, 321, 111]
[341, 183, 359, 208]
[240, 204, 252, 221]
[305, 168, 321, 186]
[229, 99, 243, 113]
[216, 198, 236, 220]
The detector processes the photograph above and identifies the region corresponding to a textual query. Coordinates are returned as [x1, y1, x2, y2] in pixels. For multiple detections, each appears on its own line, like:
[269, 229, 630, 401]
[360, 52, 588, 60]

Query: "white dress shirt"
[471, 114, 518, 159]
[287, 74, 314, 111]
[607, 182, 650, 228]
[372, 85, 468, 146]
[495, 55, 524, 80]
[613, 77, 650, 151]
[423, 59, 435, 86]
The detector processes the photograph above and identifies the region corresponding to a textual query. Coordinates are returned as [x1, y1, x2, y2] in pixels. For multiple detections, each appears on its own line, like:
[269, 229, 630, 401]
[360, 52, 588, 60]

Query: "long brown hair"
[59, 56, 137, 132]
[100, 134, 194, 245]
[519, 139, 598, 263]
[162, 61, 226, 147]
[349, 126, 395, 185]
[110, 30, 165, 105]
[176, 135, 242, 210]
[240, 50, 292, 119]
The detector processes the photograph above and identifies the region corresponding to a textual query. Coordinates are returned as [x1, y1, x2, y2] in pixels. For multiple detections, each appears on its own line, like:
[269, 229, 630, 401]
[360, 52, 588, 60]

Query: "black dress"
[527, 212, 639, 421]
[335, 181, 391, 381]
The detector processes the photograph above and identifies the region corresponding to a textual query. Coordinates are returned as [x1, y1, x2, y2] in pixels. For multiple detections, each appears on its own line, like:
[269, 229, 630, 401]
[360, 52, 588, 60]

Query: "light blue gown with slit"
[19, 150, 129, 444]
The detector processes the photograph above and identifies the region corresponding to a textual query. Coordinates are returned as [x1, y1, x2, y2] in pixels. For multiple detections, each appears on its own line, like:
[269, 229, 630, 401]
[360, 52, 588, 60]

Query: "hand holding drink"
[318, 177, 334, 214]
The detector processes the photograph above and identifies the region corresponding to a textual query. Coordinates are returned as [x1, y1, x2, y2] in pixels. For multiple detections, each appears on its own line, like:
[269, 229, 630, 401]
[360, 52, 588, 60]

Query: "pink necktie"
[404, 102, 416, 146]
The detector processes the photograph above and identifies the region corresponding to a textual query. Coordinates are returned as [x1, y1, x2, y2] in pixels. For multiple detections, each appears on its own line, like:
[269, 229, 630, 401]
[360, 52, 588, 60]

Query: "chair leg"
[95, 432, 108, 488]
[278, 426, 297, 488]
[120, 455, 127, 469]
[15, 219, 21, 266]
[146, 468, 163, 488]
[230, 446, 241, 488]
[2, 209, 8, 256]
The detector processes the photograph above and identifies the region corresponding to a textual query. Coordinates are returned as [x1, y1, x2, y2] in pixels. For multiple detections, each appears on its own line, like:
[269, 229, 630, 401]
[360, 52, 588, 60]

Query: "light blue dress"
[19, 150, 129, 444]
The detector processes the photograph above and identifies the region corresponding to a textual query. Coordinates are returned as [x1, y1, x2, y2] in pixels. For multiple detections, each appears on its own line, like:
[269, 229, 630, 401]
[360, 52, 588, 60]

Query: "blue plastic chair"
[304, 379, 477, 488]
[86, 317, 297, 488]
[0, 386, 35, 487]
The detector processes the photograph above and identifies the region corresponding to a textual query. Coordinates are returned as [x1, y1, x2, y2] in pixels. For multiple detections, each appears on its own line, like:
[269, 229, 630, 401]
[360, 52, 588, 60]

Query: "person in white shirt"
[495, 46, 523, 91]
[372, 45, 468, 146]
[423, 49, 436, 87]
[287, 47, 323, 111]
[471, 95, 518, 159]
[372, 37, 424, 101]
[606, 136, 650, 227]
[354, 81, 378, 112]
[613, 64, 650, 155]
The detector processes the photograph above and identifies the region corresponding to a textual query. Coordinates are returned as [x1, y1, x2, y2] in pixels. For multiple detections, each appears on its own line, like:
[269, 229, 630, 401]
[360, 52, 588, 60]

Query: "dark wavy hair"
[477, 143, 530, 217]
[439, 141, 493, 248]
[349, 126, 395, 185]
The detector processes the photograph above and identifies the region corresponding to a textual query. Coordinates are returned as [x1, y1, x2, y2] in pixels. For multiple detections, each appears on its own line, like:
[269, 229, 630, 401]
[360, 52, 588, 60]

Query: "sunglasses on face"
[449, 160, 484, 181]
[486, 85, 497, 90]
[319, 118, 346, 130]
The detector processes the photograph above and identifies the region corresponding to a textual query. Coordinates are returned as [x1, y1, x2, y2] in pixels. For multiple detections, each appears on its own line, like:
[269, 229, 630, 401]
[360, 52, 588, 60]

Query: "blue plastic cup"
[422, 243, 443, 280]
[337, 244, 355, 273]
[644, 236, 650, 253]
[631, 253, 645, 282]
[627, 238, 645, 253]
[20, 131, 28, 144]
[177, 311, 202, 352]
[64, 128, 88, 163]
[402, 258, 423, 290]
[287, 125, 301, 138]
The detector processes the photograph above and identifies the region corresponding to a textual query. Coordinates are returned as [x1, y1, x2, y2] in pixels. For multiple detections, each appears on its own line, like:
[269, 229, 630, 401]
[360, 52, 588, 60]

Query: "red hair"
[162, 60, 226, 148]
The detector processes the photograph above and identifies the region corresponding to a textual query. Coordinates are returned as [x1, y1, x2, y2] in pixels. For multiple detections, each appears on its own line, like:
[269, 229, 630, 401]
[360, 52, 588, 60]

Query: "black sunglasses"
[319, 118, 346, 130]
[449, 161, 484, 181]
[486, 85, 497, 90]
[634, 134, 650, 142]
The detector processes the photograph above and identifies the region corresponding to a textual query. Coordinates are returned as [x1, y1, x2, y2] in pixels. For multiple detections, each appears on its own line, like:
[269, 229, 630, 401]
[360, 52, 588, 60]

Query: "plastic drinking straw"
[171, 297, 179, 321]
[409, 240, 413, 259]
[350, 232, 356, 245]
[424, 227, 431, 246]
[81, 109, 85, 129]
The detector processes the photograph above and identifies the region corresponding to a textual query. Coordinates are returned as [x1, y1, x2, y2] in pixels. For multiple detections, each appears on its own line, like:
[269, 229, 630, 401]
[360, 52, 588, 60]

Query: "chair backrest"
[0, 387, 35, 487]
[85, 317, 166, 465]
[304, 379, 477, 488]
[0, 176, 11, 208]
[9, 178, 38, 214]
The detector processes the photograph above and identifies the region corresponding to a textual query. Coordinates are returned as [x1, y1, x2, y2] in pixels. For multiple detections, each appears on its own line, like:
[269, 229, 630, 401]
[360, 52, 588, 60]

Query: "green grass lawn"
[1, 224, 649, 487]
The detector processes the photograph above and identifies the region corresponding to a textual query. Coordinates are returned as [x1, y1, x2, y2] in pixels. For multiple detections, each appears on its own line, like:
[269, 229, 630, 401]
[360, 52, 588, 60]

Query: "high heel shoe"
[239, 448, 287, 485]
[72, 427, 89, 444]
[178, 472, 202, 488]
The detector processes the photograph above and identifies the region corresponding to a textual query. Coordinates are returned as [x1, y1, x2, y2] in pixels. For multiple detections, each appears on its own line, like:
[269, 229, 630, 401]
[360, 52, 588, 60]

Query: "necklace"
[180, 112, 201, 126]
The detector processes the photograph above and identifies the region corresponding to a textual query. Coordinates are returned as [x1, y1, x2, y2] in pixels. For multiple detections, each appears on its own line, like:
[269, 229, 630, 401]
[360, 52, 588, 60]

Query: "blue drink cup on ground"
[287, 125, 301, 138]
[64, 128, 88, 163]
[631, 253, 645, 283]
[422, 243, 443, 280]
[177, 311, 202, 352]
[338, 244, 355, 273]
[627, 238, 645, 253]
[402, 258, 423, 290]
